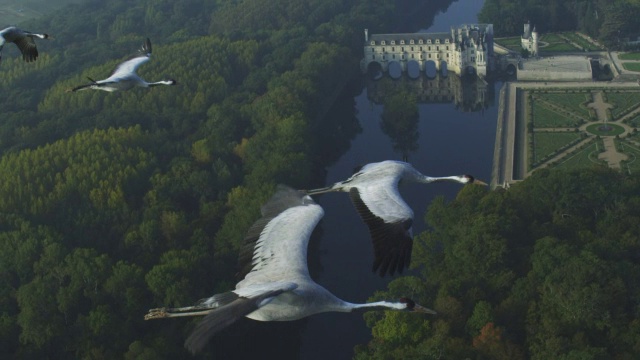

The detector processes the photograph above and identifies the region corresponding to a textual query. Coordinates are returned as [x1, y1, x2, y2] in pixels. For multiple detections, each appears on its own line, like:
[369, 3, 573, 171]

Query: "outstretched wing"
[348, 179, 413, 277]
[3, 28, 39, 62]
[236, 185, 324, 288]
[109, 37, 152, 78]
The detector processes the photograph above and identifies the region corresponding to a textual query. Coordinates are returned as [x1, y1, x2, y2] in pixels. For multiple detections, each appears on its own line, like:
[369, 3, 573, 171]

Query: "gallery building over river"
[362, 24, 494, 78]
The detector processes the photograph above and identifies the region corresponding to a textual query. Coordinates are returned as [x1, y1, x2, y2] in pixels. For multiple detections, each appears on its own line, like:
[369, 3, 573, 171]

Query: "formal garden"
[526, 89, 640, 173]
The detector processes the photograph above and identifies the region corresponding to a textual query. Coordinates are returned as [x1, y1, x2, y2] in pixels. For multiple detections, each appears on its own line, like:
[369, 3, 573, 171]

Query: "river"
[298, 1, 498, 359]
[209, 1, 498, 359]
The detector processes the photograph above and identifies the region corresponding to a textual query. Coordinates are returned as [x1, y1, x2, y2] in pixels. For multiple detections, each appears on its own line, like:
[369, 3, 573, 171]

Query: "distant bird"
[68, 38, 175, 92]
[145, 185, 435, 355]
[0, 27, 51, 64]
[306, 160, 487, 277]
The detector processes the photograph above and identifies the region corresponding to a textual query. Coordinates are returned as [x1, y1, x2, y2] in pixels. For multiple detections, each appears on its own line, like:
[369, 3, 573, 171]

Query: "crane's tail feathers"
[184, 289, 285, 355]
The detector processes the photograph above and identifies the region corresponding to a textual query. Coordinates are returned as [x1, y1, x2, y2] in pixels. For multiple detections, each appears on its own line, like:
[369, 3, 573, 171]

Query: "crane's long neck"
[148, 80, 176, 87]
[418, 175, 465, 184]
[341, 301, 406, 312]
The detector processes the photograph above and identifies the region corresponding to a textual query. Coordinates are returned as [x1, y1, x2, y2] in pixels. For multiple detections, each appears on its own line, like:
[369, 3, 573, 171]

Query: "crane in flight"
[305, 160, 487, 277]
[144, 185, 435, 355]
[0, 27, 51, 64]
[68, 38, 175, 92]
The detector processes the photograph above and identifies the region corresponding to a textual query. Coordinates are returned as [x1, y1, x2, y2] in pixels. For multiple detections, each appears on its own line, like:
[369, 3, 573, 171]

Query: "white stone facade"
[362, 24, 494, 77]
[521, 22, 538, 56]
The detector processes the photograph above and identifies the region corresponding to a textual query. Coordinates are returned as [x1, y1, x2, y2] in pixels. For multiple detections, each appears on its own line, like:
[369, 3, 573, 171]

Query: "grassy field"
[539, 33, 580, 52]
[618, 140, 640, 174]
[532, 103, 581, 128]
[586, 123, 626, 136]
[535, 92, 593, 119]
[558, 32, 604, 51]
[622, 62, 640, 72]
[556, 140, 606, 170]
[533, 132, 583, 164]
[619, 52, 640, 60]
[494, 37, 523, 52]
[0, 0, 84, 25]
[603, 91, 640, 119]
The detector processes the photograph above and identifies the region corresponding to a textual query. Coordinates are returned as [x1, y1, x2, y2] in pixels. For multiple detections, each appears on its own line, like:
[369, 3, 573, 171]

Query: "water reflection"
[366, 73, 494, 112]
[380, 88, 419, 160]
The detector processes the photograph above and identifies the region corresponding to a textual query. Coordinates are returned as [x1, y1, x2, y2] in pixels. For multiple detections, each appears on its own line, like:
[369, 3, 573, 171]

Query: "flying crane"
[144, 185, 435, 354]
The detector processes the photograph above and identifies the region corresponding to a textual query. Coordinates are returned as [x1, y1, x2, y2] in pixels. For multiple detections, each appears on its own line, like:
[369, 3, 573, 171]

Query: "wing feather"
[109, 38, 152, 77]
[349, 187, 413, 276]
[236, 185, 323, 288]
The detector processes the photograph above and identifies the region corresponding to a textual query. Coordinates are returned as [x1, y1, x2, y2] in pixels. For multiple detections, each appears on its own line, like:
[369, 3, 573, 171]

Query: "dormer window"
[436, 39, 440, 44]
[427, 39, 431, 44]
[370, 41, 375, 45]
[418, 39, 423, 44]
[390, 41, 395, 45]
[381, 41, 386, 45]
[445, 39, 450, 43]
[400, 40, 405, 44]
[410, 39, 414, 44]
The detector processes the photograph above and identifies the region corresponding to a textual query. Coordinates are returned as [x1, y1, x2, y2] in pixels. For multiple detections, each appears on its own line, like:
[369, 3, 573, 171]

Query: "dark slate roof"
[368, 32, 451, 45]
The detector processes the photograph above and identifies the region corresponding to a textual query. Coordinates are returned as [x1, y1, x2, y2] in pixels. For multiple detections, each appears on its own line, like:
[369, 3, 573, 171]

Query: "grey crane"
[68, 38, 175, 92]
[306, 160, 487, 277]
[0, 27, 51, 64]
[144, 184, 435, 355]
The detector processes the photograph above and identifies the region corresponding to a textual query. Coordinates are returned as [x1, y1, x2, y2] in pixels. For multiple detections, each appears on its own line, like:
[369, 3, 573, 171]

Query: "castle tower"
[531, 26, 538, 55]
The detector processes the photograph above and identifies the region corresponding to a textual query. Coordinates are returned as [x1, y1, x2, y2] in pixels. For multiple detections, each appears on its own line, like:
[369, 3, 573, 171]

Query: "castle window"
[392, 47, 395, 51]
[428, 54, 431, 58]
[410, 39, 414, 44]
[446, 46, 449, 50]
[436, 46, 439, 51]
[381, 41, 386, 45]
[393, 54, 395, 59]
[401, 47, 404, 51]
[436, 39, 440, 44]
[391, 41, 395, 45]
[428, 46, 431, 51]
[427, 39, 431, 44]
[370, 41, 375, 45]
[445, 39, 450, 43]
[419, 39, 423, 44]
[400, 40, 405, 44]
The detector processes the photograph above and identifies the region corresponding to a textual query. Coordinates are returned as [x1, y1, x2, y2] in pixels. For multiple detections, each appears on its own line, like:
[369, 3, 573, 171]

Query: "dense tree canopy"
[0, 0, 412, 358]
[479, 0, 640, 48]
[355, 168, 640, 359]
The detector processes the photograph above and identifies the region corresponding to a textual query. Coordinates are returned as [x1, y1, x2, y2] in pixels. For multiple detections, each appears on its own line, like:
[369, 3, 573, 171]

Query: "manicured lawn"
[618, 140, 640, 174]
[539, 33, 581, 52]
[532, 103, 581, 128]
[586, 123, 626, 136]
[626, 115, 640, 127]
[622, 62, 640, 72]
[535, 92, 593, 119]
[603, 91, 640, 119]
[619, 52, 640, 60]
[533, 132, 583, 164]
[556, 140, 606, 170]
[495, 37, 523, 52]
[558, 32, 603, 51]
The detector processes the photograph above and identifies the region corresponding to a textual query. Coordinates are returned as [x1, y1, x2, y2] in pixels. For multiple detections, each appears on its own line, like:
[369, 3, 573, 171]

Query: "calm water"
[298, 0, 498, 359]
[210, 1, 498, 359]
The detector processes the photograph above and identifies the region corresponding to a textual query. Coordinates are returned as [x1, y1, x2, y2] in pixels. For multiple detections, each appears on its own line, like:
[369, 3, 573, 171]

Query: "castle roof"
[368, 32, 451, 45]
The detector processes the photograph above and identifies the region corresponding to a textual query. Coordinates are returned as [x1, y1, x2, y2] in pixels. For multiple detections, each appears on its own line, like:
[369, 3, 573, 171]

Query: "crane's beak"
[412, 304, 437, 314]
[472, 179, 488, 186]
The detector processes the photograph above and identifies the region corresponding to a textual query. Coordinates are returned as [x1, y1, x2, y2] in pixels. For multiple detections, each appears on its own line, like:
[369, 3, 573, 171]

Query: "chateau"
[521, 22, 539, 56]
[361, 24, 494, 77]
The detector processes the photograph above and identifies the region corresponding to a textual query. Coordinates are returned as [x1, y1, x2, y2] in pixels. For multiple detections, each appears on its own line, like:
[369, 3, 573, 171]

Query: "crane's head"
[399, 297, 437, 314]
[461, 175, 488, 186]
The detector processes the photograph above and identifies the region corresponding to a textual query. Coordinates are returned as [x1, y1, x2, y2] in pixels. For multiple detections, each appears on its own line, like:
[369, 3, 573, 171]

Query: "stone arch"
[425, 60, 437, 78]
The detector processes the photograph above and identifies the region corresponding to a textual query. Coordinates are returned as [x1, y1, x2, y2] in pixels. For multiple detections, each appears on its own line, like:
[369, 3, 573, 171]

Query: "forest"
[356, 168, 640, 359]
[479, 0, 640, 49]
[3, 0, 640, 359]
[0, 0, 458, 358]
